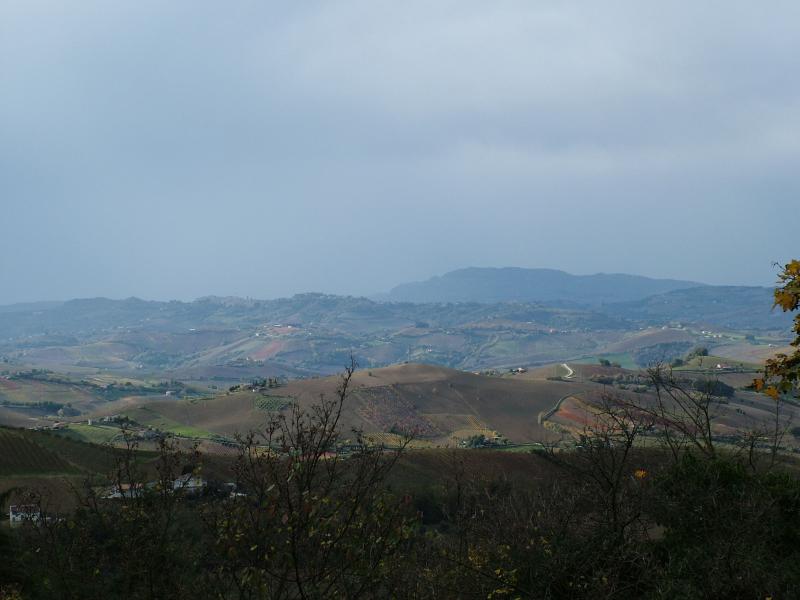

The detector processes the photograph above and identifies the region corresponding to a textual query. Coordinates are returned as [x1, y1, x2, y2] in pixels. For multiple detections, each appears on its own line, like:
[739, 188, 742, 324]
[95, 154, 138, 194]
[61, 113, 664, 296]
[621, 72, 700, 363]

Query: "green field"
[121, 406, 219, 440]
[493, 442, 547, 453]
[56, 423, 123, 445]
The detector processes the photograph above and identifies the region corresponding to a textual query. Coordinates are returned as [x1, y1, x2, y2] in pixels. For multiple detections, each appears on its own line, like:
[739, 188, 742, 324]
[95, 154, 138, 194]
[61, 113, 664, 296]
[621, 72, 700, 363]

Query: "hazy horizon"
[3, 2, 799, 304]
[0, 264, 775, 306]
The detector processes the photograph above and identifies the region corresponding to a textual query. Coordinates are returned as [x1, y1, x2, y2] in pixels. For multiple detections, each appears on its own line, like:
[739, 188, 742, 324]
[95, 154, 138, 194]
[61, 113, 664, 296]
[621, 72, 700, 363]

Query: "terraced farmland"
[254, 396, 294, 412]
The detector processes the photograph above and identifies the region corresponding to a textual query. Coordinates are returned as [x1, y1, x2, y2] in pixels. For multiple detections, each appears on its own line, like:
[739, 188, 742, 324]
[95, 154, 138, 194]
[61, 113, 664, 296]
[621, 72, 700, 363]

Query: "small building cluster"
[9, 504, 42, 527]
[102, 475, 207, 499]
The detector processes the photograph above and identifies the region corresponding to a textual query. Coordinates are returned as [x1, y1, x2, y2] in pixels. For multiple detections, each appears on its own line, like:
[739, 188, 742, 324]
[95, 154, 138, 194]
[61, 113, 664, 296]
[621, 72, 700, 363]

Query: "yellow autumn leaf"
[775, 290, 797, 312]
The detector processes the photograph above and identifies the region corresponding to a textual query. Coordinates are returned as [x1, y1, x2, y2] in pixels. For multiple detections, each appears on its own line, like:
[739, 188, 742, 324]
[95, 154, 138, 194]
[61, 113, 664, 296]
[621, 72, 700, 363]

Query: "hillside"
[75, 360, 796, 452]
[0, 294, 629, 376]
[106, 364, 596, 447]
[0, 278, 789, 379]
[0, 427, 118, 478]
[385, 267, 702, 305]
[605, 286, 792, 330]
[0, 293, 622, 340]
[0, 371, 203, 429]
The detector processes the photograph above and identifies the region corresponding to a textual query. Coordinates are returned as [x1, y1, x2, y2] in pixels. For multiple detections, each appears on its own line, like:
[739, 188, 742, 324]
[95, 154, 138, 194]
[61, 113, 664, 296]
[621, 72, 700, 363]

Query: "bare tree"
[204, 359, 415, 599]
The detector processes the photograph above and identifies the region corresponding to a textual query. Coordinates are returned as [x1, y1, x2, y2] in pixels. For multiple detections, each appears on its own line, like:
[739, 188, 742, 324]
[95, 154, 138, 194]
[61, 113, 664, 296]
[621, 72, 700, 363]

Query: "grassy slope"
[711, 343, 794, 364]
[673, 355, 761, 372]
[0, 377, 96, 406]
[0, 374, 190, 430]
[56, 423, 124, 445]
[0, 427, 118, 478]
[0, 426, 176, 514]
[110, 364, 597, 446]
[122, 405, 221, 439]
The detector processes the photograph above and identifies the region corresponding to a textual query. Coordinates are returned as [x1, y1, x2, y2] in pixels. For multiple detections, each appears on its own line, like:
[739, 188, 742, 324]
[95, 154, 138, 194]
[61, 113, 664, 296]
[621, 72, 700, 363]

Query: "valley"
[0, 268, 792, 454]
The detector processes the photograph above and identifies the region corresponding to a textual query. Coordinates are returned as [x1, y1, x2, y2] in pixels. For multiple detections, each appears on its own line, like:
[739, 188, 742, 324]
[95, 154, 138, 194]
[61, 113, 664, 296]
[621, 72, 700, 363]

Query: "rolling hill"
[0, 370, 205, 428]
[605, 286, 792, 330]
[75, 360, 794, 452]
[385, 267, 703, 305]
[0, 294, 629, 376]
[104, 364, 605, 446]
[0, 271, 789, 380]
[0, 427, 118, 478]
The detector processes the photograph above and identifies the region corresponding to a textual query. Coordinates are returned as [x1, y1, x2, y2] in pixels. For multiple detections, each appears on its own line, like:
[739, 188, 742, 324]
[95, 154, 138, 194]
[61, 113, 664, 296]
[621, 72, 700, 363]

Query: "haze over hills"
[0, 267, 790, 380]
[3, 3, 800, 595]
[605, 286, 788, 330]
[0, 294, 627, 376]
[384, 267, 705, 305]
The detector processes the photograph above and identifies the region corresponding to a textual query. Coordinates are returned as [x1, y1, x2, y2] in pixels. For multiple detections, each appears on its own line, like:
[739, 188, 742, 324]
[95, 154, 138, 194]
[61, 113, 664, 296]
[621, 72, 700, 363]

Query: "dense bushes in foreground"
[5, 445, 800, 598]
[4, 355, 800, 598]
[3, 431, 800, 596]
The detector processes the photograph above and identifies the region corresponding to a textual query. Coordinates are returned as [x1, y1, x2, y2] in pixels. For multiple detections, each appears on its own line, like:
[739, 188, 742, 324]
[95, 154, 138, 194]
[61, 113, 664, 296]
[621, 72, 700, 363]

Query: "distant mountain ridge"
[385, 267, 705, 305]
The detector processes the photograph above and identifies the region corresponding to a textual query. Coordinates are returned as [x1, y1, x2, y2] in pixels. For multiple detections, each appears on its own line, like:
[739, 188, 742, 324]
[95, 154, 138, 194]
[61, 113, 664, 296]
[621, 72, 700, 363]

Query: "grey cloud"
[1, 1, 798, 303]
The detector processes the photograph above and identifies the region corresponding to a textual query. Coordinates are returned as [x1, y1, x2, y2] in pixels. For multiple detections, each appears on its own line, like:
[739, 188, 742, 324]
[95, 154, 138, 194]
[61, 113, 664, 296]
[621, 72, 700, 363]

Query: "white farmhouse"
[9, 504, 41, 527]
[173, 474, 206, 495]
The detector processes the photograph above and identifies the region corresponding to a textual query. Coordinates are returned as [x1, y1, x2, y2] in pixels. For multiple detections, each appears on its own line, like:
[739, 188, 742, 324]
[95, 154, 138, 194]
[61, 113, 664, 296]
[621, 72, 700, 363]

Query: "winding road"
[537, 363, 576, 425]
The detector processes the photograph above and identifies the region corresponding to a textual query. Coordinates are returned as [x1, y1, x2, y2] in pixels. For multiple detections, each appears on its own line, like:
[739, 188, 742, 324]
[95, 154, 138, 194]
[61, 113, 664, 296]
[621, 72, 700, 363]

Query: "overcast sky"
[1, 1, 799, 304]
